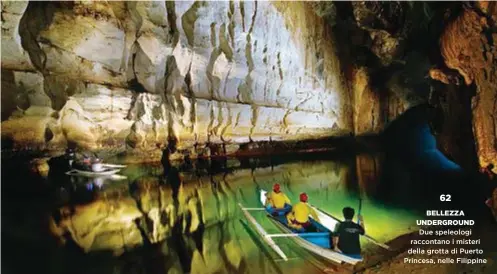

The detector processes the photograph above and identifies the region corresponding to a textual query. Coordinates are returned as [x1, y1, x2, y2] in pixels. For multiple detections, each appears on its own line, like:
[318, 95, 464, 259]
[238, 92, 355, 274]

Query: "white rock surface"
[1, 1, 351, 154]
[1, 1, 33, 70]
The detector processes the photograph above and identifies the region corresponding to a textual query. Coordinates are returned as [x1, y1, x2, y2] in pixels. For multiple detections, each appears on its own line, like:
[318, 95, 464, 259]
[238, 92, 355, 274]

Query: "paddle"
[238, 203, 289, 261]
[357, 197, 363, 225]
[353, 197, 389, 249]
[354, 187, 388, 249]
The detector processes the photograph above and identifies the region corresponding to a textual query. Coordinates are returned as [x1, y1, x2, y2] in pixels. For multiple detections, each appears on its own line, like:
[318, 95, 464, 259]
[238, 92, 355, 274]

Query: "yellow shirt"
[291, 202, 319, 223]
[266, 191, 291, 209]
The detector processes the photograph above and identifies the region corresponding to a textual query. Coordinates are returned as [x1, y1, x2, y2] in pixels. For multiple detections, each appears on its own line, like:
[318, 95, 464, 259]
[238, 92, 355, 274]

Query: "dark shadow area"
[378, 104, 496, 223]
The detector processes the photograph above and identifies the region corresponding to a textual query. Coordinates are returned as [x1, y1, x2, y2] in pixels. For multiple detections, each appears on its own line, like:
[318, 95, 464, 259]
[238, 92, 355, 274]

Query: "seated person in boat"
[265, 183, 292, 216]
[71, 155, 93, 171]
[286, 193, 320, 232]
[332, 207, 365, 258]
[68, 148, 106, 172]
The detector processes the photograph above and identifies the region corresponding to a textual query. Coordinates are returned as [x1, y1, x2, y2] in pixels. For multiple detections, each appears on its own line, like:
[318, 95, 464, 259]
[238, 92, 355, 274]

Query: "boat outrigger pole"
[238, 203, 289, 261]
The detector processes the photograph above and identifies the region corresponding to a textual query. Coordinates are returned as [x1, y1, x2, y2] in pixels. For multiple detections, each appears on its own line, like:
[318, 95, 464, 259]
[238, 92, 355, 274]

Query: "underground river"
[2, 151, 428, 274]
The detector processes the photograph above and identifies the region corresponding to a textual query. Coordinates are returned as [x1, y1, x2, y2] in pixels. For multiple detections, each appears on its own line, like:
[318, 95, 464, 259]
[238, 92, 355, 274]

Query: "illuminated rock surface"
[1, 1, 33, 71]
[2, 1, 496, 171]
[1, 1, 350, 156]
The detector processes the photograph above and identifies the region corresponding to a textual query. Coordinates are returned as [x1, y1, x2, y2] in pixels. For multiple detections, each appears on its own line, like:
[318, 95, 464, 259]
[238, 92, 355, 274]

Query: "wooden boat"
[238, 190, 364, 265]
[65, 168, 121, 177]
[64, 162, 126, 178]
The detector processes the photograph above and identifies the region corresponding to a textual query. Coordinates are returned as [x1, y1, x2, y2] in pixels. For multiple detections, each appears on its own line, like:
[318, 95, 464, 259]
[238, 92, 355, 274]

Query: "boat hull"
[268, 214, 332, 249]
[260, 189, 362, 265]
[66, 168, 121, 177]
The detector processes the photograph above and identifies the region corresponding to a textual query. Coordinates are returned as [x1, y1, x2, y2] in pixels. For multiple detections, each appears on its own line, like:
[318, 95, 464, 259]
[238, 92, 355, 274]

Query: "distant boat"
[65, 167, 122, 178]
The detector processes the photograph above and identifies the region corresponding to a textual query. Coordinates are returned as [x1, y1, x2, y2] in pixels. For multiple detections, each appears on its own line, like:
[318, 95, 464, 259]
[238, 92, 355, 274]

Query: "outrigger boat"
[238, 189, 364, 265]
[66, 168, 121, 177]
[65, 164, 126, 178]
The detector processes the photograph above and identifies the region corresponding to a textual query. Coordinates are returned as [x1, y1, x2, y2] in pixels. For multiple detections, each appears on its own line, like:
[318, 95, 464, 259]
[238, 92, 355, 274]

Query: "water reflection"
[2, 153, 422, 274]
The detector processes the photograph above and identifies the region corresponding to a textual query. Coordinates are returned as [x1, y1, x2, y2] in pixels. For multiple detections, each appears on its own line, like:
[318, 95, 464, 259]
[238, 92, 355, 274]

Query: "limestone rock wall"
[430, 4, 497, 170]
[328, 1, 493, 170]
[1, 1, 350, 155]
[327, 1, 430, 136]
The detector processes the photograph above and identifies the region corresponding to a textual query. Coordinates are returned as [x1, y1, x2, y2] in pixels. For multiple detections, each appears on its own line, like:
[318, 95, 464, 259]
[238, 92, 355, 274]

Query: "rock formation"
[2, 1, 496, 170]
[328, 1, 496, 171]
[431, 3, 497, 171]
[1, 1, 352, 158]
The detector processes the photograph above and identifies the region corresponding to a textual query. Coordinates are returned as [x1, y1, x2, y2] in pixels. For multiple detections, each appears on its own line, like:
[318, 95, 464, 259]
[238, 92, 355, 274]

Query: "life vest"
[292, 202, 312, 223]
[268, 191, 290, 209]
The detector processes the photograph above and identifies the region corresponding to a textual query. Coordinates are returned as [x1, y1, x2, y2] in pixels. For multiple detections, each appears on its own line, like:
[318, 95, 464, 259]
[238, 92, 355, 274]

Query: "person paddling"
[287, 193, 320, 232]
[265, 184, 292, 216]
[333, 207, 365, 258]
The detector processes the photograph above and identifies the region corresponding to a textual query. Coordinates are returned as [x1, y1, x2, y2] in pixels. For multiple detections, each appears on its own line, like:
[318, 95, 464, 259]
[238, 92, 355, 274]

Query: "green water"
[235, 162, 419, 243]
[2, 155, 422, 274]
[165, 158, 420, 273]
